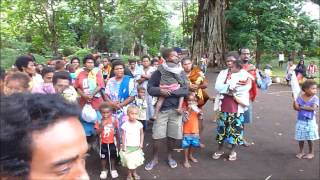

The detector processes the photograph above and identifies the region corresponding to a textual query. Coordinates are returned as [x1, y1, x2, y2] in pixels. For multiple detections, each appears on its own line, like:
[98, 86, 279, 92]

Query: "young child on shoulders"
[182, 93, 202, 168]
[134, 86, 148, 130]
[95, 103, 119, 179]
[293, 80, 319, 159]
[120, 106, 144, 180]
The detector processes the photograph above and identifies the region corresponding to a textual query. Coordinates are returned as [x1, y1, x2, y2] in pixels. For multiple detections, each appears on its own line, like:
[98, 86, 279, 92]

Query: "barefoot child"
[134, 86, 148, 130]
[182, 93, 202, 168]
[95, 103, 119, 179]
[152, 60, 185, 120]
[120, 106, 144, 180]
[293, 80, 319, 159]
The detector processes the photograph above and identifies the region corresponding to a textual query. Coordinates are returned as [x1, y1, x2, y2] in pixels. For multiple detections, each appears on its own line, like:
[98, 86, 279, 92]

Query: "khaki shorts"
[152, 109, 183, 140]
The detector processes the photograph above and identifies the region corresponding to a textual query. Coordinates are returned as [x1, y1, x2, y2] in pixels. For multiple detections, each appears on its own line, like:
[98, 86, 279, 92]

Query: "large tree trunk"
[130, 41, 136, 56]
[191, 0, 226, 67]
[44, 0, 59, 56]
[96, 0, 108, 52]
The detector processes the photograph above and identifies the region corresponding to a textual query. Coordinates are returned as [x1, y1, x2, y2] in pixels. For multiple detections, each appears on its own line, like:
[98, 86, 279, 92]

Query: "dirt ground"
[86, 71, 320, 180]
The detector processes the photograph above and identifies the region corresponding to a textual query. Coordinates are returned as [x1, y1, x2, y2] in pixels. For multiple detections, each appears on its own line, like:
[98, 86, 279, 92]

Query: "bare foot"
[183, 161, 191, 168]
[189, 156, 198, 163]
[296, 153, 305, 159]
[302, 153, 314, 159]
[242, 139, 250, 147]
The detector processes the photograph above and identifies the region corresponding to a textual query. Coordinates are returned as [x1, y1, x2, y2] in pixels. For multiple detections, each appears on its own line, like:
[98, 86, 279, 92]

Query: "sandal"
[229, 152, 237, 161]
[168, 158, 178, 168]
[127, 175, 134, 180]
[110, 170, 118, 178]
[302, 153, 314, 159]
[296, 153, 305, 159]
[212, 152, 224, 159]
[99, 170, 108, 179]
[132, 173, 141, 180]
[242, 140, 251, 147]
[145, 160, 158, 171]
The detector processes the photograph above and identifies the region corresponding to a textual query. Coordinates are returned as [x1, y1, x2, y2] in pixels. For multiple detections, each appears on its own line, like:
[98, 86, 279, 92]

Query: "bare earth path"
[86, 70, 319, 180]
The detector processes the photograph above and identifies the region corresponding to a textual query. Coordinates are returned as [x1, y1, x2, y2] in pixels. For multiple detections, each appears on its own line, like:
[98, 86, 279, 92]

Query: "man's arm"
[170, 72, 189, 97]
[147, 70, 161, 97]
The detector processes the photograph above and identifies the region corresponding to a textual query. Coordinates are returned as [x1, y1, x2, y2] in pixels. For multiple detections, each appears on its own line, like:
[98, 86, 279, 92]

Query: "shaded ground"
[86, 70, 320, 180]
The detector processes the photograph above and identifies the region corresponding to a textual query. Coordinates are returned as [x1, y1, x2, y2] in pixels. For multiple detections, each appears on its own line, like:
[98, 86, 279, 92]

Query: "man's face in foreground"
[29, 117, 89, 180]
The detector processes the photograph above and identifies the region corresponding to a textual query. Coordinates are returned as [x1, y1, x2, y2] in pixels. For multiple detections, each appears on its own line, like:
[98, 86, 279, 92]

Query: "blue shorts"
[182, 136, 200, 149]
[80, 110, 102, 136]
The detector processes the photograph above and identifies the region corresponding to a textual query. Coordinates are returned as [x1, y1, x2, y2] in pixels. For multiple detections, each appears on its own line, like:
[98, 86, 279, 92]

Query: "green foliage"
[120, 55, 139, 63]
[0, 48, 46, 69]
[62, 46, 80, 57]
[0, 48, 20, 69]
[1, 0, 318, 66]
[117, 0, 168, 55]
[69, 48, 92, 60]
[225, 0, 320, 60]
[180, 1, 198, 36]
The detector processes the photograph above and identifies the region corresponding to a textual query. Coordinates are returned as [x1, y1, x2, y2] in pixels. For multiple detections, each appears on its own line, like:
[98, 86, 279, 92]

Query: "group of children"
[95, 104, 144, 180]
[1, 54, 318, 179]
[95, 90, 203, 179]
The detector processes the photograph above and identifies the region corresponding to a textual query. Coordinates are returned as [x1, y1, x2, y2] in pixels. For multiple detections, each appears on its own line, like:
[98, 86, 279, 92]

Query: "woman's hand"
[189, 84, 199, 91]
[116, 103, 123, 109]
[83, 94, 92, 102]
[109, 101, 120, 109]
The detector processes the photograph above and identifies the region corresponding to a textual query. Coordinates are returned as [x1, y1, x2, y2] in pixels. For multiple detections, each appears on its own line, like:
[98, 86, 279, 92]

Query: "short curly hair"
[5, 72, 30, 89]
[0, 94, 80, 178]
[301, 80, 317, 92]
[15, 55, 34, 72]
[83, 54, 95, 65]
[111, 60, 125, 69]
[52, 71, 71, 85]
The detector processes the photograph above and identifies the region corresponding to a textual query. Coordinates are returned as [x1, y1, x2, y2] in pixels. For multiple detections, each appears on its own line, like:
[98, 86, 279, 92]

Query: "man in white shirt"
[278, 52, 285, 68]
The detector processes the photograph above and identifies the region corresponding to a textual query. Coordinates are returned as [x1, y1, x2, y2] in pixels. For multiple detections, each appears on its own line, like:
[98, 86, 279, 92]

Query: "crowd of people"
[285, 56, 318, 85]
[0, 47, 318, 180]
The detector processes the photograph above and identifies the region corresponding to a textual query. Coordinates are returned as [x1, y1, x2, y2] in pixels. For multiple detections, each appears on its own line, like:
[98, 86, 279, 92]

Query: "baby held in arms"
[228, 60, 253, 99]
[152, 60, 185, 120]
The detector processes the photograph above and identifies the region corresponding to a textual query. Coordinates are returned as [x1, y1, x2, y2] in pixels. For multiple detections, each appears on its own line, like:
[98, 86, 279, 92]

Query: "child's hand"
[293, 101, 301, 111]
[121, 144, 126, 151]
[139, 144, 143, 149]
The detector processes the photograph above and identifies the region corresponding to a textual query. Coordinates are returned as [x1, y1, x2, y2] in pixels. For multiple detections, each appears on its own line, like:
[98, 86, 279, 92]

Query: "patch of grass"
[260, 56, 320, 85]
[120, 55, 140, 63]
